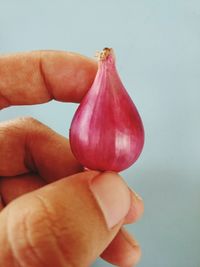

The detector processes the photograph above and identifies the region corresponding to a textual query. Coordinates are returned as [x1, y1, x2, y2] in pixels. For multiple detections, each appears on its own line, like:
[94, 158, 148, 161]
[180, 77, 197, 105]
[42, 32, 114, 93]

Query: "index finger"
[0, 50, 97, 109]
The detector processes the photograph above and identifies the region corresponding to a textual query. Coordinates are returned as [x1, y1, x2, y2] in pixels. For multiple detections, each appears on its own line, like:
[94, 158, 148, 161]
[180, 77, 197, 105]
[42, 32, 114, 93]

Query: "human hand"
[0, 51, 144, 267]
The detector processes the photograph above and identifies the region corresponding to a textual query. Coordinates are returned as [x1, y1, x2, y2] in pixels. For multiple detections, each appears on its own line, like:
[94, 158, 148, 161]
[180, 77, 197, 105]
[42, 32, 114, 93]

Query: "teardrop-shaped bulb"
[69, 48, 144, 172]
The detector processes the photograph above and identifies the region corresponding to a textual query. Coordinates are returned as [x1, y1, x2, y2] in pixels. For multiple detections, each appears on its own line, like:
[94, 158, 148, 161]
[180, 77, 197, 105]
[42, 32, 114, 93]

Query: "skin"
[0, 51, 144, 267]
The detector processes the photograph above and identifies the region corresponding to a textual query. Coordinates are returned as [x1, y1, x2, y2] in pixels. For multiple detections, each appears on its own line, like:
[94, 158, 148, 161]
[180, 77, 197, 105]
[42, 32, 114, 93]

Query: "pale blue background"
[0, 1, 200, 266]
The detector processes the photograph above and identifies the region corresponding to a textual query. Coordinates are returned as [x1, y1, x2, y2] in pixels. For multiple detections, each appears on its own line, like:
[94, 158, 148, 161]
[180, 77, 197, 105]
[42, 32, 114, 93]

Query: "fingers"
[0, 174, 46, 204]
[0, 175, 144, 229]
[0, 116, 144, 225]
[0, 174, 144, 225]
[100, 191, 143, 266]
[0, 50, 97, 109]
[0, 171, 132, 267]
[101, 228, 141, 267]
[0, 164, 144, 266]
[0, 117, 82, 181]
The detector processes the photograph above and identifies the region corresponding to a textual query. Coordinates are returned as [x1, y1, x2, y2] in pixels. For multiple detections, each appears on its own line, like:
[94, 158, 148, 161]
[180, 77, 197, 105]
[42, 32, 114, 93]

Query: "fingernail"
[131, 189, 143, 201]
[90, 172, 131, 229]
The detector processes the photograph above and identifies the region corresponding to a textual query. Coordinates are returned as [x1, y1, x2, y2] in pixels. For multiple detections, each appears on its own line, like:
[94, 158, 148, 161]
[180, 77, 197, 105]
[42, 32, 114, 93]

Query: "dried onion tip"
[69, 48, 144, 172]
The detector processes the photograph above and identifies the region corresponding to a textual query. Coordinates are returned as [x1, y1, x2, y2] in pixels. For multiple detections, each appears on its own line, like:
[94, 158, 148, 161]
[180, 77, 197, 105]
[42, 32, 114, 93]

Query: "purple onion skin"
[69, 52, 144, 172]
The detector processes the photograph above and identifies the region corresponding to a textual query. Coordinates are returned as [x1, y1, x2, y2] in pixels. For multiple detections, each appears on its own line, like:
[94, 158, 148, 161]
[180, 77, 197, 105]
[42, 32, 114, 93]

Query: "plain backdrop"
[0, 1, 200, 266]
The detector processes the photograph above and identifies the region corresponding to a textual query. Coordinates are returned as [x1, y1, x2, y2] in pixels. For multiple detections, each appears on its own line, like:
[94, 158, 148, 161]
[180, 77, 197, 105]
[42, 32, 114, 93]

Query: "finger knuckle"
[0, 116, 39, 133]
[19, 117, 41, 129]
[10, 195, 74, 267]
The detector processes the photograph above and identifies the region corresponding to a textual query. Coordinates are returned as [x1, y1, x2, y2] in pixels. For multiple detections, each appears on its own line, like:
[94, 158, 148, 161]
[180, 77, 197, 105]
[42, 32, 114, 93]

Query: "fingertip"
[40, 51, 98, 102]
[0, 50, 98, 108]
[121, 228, 142, 265]
[89, 171, 131, 229]
[124, 189, 144, 224]
[101, 228, 141, 267]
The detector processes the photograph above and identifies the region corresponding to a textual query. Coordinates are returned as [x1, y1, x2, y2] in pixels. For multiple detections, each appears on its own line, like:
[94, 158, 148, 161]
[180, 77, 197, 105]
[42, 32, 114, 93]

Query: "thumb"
[0, 171, 131, 267]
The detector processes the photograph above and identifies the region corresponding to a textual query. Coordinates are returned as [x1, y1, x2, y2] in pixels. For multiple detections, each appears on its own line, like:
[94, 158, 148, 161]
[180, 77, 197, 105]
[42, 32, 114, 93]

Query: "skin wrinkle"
[22, 117, 51, 176]
[0, 194, 5, 211]
[23, 133, 38, 174]
[0, 122, 28, 176]
[6, 195, 72, 267]
[121, 229, 140, 250]
[6, 208, 25, 267]
[38, 52, 54, 101]
[0, 60, 10, 109]
[0, 91, 10, 109]
[0, 194, 6, 206]
[22, 214, 45, 267]
[33, 194, 74, 267]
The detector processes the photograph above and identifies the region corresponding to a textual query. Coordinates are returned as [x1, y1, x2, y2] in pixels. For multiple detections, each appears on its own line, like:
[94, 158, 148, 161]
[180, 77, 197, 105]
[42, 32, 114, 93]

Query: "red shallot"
[69, 48, 144, 172]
